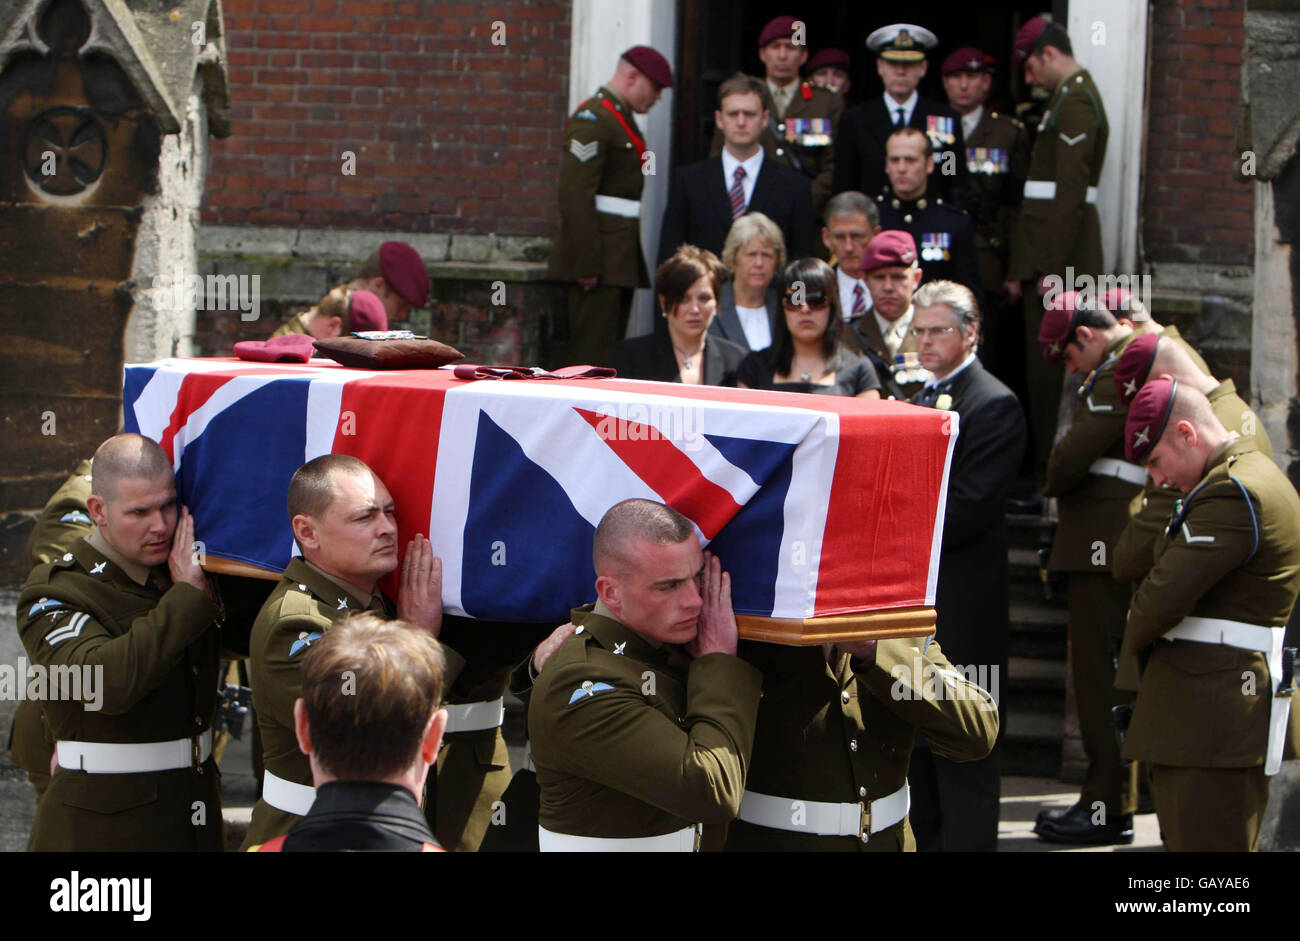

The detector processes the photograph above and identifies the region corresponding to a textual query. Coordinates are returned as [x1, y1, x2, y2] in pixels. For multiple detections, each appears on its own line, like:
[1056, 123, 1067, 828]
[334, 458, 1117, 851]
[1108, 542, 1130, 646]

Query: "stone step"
[1001, 707, 1067, 777]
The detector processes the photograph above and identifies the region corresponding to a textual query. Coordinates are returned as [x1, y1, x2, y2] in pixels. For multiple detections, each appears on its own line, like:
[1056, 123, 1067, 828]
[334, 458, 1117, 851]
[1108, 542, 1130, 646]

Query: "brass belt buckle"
[692, 823, 702, 852]
[192, 735, 203, 773]
[859, 801, 871, 843]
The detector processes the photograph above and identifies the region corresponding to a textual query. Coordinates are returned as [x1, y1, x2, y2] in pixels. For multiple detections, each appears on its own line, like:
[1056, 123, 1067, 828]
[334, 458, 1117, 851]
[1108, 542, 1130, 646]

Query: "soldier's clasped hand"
[687, 550, 737, 658]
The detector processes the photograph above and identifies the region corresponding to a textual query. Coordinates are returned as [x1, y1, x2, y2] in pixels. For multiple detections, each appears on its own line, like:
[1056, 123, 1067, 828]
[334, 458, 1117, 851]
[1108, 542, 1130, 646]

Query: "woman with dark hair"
[610, 245, 746, 385]
[736, 258, 881, 398]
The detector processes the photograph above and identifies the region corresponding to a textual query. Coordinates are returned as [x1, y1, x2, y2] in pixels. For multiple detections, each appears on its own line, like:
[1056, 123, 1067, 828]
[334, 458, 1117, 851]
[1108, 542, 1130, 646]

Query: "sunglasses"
[782, 291, 830, 309]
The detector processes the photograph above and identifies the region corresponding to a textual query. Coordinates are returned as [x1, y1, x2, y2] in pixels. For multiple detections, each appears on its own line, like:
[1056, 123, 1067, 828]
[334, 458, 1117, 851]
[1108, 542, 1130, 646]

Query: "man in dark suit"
[659, 73, 816, 265]
[832, 24, 969, 208]
[906, 280, 1026, 851]
[844, 230, 930, 399]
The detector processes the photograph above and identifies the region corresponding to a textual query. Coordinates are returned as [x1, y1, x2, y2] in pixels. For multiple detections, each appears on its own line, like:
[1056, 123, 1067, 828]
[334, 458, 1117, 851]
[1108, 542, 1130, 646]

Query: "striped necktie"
[729, 166, 747, 220]
[851, 283, 866, 316]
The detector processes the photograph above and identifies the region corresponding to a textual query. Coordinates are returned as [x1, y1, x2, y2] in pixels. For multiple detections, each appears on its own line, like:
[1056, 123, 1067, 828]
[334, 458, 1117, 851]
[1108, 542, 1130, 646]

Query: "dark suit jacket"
[708, 282, 780, 352]
[657, 155, 816, 265]
[609, 329, 746, 386]
[914, 358, 1026, 674]
[833, 95, 969, 208]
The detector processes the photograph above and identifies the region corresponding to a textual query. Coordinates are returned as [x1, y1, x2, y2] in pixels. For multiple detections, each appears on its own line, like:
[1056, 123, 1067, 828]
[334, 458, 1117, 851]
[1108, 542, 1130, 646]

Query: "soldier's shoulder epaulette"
[989, 111, 1025, 130]
[270, 583, 336, 625]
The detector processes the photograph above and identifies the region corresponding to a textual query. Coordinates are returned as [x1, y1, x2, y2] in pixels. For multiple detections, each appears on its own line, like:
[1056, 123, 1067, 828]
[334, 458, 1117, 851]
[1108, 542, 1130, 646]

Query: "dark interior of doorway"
[673, 0, 1067, 167]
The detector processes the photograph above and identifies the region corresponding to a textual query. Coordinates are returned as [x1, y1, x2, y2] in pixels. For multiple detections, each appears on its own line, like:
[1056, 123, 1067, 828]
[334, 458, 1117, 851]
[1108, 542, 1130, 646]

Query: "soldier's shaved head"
[90, 434, 173, 502]
[593, 499, 694, 577]
[1150, 338, 1216, 391]
[1167, 383, 1224, 435]
[287, 454, 374, 523]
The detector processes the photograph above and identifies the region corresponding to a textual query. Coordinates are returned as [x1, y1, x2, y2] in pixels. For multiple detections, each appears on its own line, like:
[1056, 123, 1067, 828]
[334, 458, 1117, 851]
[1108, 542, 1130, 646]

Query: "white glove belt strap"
[262, 769, 317, 816]
[537, 823, 700, 852]
[737, 783, 910, 840]
[1090, 457, 1147, 486]
[594, 195, 641, 217]
[1164, 616, 1289, 775]
[57, 730, 213, 774]
[443, 697, 505, 733]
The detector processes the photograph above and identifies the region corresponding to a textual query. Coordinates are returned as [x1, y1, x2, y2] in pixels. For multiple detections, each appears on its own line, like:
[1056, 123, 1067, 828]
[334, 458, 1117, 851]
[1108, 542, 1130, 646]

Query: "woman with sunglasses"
[610, 245, 747, 386]
[735, 257, 881, 398]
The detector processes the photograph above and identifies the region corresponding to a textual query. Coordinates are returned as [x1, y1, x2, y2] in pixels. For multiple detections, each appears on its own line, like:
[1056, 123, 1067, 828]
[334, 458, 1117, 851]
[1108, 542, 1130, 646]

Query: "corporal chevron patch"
[45, 611, 90, 647]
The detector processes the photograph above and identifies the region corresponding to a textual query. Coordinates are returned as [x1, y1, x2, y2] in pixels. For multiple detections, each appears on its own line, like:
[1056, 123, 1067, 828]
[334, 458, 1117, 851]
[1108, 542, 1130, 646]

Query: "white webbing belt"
[595, 195, 641, 218]
[1023, 181, 1099, 204]
[57, 730, 213, 774]
[738, 783, 910, 841]
[538, 823, 700, 852]
[443, 697, 505, 734]
[1090, 457, 1147, 487]
[263, 769, 317, 816]
[1164, 616, 1290, 775]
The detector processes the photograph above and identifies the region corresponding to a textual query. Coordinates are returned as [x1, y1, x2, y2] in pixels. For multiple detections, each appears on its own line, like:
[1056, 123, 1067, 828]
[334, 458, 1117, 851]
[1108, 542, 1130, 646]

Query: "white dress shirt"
[836, 266, 872, 321]
[961, 105, 983, 141]
[883, 90, 919, 127]
[875, 305, 914, 359]
[721, 147, 764, 210]
[924, 351, 977, 388]
[734, 304, 772, 351]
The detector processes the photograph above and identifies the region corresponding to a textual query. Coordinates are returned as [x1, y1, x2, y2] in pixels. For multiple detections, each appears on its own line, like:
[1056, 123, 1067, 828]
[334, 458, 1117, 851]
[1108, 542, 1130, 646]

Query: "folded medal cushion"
[233, 334, 317, 363]
[313, 331, 465, 369]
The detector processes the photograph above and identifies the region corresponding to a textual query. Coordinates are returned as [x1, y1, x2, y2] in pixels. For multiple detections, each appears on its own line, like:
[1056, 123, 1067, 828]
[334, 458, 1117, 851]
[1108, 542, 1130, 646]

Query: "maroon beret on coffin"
[233, 333, 316, 363]
[859, 230, 918, 274]
[1126, 378, 1178, 463]
[1013, 16, 1052, 63]
[348, 289, 388, 333]
[1113, 333, 1160, 406]
[621, 45, 674, 88]
[378, 241, 429, 308]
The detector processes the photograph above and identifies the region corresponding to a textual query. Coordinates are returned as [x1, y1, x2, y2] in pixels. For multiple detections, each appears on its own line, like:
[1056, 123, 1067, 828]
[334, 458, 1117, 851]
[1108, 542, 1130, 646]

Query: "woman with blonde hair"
[711, 212, 785, 352]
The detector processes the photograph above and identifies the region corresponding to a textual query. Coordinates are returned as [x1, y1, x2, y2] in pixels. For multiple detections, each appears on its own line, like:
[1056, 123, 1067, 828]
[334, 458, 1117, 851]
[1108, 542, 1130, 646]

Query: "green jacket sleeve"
[556, 116, 609, 281]
[1044, 375, 1125, 497]
[18, 582, 219, 715]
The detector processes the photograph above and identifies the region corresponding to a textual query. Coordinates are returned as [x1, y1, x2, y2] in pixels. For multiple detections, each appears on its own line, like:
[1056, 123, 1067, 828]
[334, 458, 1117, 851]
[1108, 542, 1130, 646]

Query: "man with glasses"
[844, 230, 931, 399]
[822, 191, 881, 324]
[907, 281, 1026, 851]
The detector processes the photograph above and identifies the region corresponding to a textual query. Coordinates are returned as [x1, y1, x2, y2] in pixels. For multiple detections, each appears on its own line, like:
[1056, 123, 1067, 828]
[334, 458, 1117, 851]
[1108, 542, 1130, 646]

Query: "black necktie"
[894, 108, 905, 127]
[915, 381, 951, 408]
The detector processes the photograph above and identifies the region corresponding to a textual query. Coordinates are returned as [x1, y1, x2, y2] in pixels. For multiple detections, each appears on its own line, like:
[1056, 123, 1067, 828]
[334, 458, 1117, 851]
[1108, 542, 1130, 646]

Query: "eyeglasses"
[782, 291, 830, 310]
[910, 325, 959, 339]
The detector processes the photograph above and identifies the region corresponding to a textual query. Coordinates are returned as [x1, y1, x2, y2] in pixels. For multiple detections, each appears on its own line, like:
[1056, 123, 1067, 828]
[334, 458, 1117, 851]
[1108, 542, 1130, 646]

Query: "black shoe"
[1034, 800, 1078, 827]
[1034, 802, 1134, 845]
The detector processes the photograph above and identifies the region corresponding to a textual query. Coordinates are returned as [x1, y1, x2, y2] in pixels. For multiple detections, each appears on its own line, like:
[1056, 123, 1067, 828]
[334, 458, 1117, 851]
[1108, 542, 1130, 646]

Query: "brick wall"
[1144, 0, 1252, 266]
[205, 0, 572, 236]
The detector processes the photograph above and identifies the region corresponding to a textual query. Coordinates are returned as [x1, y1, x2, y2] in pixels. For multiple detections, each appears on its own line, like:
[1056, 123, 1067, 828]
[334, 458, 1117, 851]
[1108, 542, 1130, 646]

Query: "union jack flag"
[123, 358, 955, 624]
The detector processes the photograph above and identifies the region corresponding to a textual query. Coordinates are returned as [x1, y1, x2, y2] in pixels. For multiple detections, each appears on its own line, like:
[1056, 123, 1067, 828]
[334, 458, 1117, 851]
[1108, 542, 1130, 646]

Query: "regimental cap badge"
[897, 29, 914, 48]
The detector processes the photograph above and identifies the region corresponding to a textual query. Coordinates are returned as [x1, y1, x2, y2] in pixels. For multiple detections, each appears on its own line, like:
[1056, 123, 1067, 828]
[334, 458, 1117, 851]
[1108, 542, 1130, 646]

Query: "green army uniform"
[845, 308, 931, 399]
[17, 532, 224, 851]
[1113, 379, 1272, 587]
[528, 603, 762, 850]
[10, 460, 95, 800]
[711, 79, 842, 220]
[965, 109, 1029, 380]
[547, 86, 651, 368]
[270, 311, 311, 339]
[1123, 438, 1300, 850]
[1043, 330, 1141, 819]
[241, 557, 466, 850]
[425, 618, 550, 853]
[1009, 69, 1108, 467]
[725, 637, 998, 851]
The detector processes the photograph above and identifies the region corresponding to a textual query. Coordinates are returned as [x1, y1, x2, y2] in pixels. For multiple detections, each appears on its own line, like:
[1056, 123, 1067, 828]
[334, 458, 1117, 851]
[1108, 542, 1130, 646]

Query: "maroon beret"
[621, 46, 674, 88]
[1102, 286, 1150, 322]
[1037, 290, 1087, 362]
[1013, 16, 1052, 63]
[859, 230, 918, 274]
[806, 47, 851, 75]
[348, 289, 388, 333]
[1126, 378, 1178, 463]
[233, 334, 316, 364]
[378, 241, 429, 308]
[941, 46, 993, 76]
[758, 15, 801, 50]
[1114, 333, 1160, 405]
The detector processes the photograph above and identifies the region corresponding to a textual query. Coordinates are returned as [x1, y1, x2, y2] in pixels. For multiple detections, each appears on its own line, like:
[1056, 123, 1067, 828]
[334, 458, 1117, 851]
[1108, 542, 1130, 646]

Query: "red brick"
[1212, 46, 1242, 64]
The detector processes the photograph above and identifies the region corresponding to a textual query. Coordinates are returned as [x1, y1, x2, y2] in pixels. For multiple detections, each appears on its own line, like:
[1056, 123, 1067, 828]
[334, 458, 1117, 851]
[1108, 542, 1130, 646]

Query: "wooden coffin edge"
[736, 606, 936, 646]
[205, 556, 281, 580]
